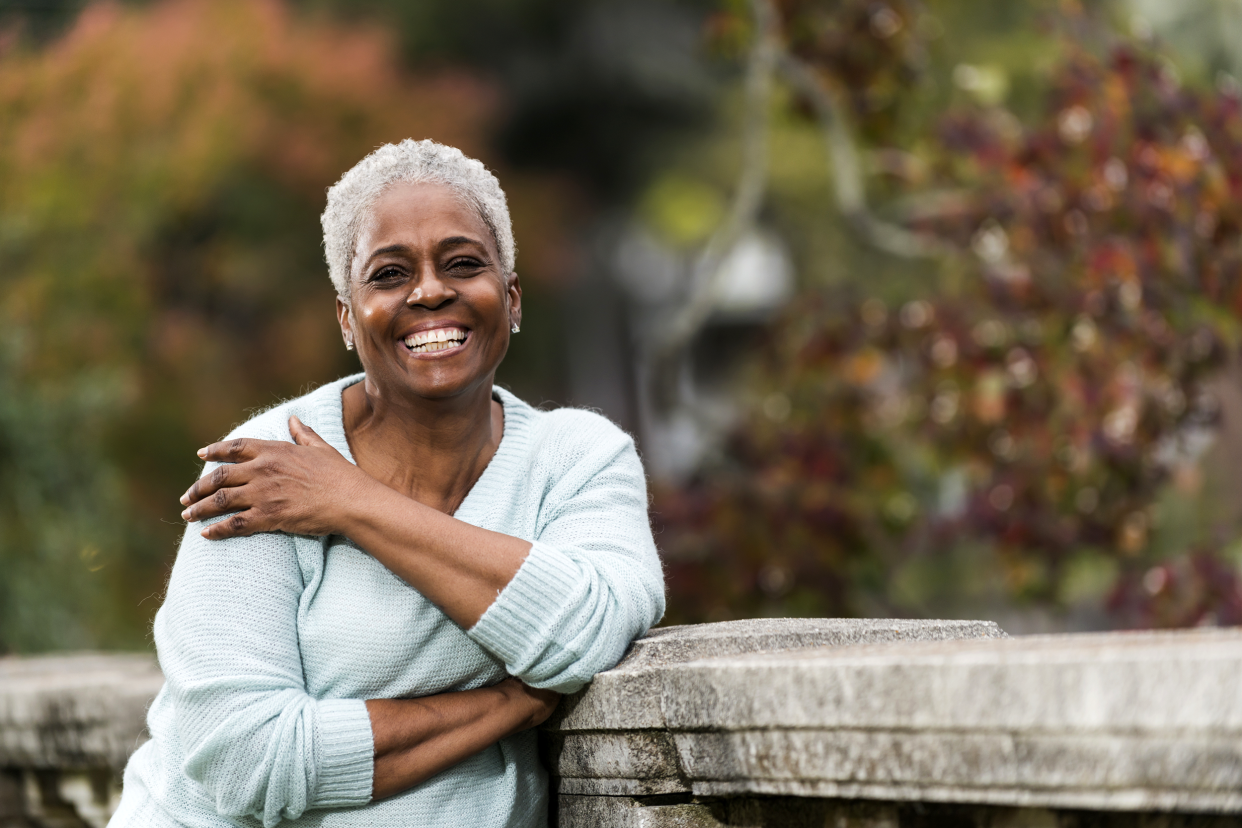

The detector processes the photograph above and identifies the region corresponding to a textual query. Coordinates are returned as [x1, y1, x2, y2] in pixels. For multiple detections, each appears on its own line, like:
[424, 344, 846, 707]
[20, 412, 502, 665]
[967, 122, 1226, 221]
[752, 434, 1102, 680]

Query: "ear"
[336, 296, 354, 350]
[506, 272, 523, 331]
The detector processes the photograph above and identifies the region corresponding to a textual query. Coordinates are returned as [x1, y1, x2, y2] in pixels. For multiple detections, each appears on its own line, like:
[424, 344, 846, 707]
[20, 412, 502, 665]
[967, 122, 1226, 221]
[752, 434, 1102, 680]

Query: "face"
[337, 181, 521, 402]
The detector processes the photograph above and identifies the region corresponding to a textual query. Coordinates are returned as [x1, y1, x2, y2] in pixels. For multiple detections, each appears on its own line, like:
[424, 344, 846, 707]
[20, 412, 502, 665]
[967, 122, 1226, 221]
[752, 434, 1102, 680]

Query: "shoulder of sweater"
[517, 401, 638, 469]
[218, 378, 351, 444]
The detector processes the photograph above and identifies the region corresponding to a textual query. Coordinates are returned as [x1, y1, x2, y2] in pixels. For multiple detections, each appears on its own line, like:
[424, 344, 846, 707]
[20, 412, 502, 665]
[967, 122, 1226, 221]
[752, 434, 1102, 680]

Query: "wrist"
[334, 467, 386, 538]
[496, 678, 558, 730]
[493, 676, 523, 705]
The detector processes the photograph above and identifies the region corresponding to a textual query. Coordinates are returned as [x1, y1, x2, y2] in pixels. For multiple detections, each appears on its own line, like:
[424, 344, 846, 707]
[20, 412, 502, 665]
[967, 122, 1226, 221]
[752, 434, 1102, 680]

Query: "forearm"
[366, 679, 555, 800]
[341, 479, 530, 628]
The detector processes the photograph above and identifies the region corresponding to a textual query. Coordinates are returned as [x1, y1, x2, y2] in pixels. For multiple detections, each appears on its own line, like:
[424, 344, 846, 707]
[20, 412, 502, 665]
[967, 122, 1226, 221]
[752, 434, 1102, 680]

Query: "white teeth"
[403, 327, 467, 353]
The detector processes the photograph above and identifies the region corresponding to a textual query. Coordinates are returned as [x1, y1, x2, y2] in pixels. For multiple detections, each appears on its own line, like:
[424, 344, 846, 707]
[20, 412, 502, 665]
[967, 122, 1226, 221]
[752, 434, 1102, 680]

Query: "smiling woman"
[107, 140, 666, 828]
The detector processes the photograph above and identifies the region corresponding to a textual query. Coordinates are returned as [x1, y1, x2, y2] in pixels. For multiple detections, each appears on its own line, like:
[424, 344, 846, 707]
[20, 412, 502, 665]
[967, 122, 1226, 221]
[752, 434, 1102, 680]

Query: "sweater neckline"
[310, 374, 531, 520]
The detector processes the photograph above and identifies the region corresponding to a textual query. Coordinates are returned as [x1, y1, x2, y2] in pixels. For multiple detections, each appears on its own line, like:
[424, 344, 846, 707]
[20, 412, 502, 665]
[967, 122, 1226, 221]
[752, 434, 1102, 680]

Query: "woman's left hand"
[180, 416, 370, 540]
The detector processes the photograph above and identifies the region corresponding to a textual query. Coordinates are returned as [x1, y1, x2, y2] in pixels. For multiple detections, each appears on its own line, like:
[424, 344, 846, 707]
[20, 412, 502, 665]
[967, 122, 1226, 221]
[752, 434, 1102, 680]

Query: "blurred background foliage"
[2, 0, 1242, 651]
[655, 0, 1242, 630]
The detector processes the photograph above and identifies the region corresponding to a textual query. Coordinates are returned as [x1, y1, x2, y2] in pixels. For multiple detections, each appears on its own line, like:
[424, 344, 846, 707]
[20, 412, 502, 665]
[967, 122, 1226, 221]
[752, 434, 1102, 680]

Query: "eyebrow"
[363, 236, 488, 267]
[438, 235, 487, 252]
[363, 244, 413, 267]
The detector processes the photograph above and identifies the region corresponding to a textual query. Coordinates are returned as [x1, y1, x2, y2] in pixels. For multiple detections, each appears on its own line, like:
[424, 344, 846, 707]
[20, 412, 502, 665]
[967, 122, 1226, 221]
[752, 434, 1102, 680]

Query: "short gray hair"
[321, 139, 516, 298]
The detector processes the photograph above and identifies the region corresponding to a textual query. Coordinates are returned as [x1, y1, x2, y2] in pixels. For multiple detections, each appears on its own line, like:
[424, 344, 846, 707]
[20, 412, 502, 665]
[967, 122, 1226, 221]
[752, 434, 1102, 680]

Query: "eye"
[446, 257, 484, 274]
[368, 267, 405, 284]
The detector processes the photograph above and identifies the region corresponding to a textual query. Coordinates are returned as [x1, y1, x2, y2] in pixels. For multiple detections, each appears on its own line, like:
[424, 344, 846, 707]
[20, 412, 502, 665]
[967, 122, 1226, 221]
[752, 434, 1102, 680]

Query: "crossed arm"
[364, 679, 556, 799]
[173, 411, 662, 819]
[175, 416, 560, 805]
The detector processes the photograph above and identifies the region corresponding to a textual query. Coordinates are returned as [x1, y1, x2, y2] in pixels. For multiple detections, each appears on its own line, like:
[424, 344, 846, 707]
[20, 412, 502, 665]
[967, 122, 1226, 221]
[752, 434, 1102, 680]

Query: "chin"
[398, 369, 494, 402]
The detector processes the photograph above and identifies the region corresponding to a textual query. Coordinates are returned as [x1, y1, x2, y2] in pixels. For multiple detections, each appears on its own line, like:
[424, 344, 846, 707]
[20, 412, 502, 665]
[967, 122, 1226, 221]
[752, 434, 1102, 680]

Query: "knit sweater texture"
[109, 375, 665, 828]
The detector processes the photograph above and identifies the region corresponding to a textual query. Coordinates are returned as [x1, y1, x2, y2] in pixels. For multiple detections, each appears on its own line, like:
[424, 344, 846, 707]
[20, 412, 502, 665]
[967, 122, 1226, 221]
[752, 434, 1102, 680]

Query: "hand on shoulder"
[179, 415, 375, 540]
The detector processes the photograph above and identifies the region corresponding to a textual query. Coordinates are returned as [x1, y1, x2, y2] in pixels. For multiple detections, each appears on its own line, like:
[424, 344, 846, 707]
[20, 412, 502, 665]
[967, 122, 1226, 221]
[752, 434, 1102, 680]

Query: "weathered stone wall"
[545, 620, 1242, 827]
[4, 620, 1241, 827]
[554, 794, 1242, 827]
[0, 653, 162, 827]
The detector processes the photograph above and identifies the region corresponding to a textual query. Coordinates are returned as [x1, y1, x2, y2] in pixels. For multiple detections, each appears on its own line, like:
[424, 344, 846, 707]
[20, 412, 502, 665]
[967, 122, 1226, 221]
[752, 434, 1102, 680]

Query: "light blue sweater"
[110, 376, 665, 828]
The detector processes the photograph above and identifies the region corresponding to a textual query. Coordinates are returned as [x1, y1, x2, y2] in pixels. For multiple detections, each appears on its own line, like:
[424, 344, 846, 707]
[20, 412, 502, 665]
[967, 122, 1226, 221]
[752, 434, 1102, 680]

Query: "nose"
[406, 266, 455, 309]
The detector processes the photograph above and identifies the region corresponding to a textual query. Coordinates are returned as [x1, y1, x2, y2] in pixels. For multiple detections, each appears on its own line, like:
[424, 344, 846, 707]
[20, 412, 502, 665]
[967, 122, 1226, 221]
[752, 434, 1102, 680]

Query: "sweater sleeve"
[154, 445, 374, 827]
[467, 422, 665, 694]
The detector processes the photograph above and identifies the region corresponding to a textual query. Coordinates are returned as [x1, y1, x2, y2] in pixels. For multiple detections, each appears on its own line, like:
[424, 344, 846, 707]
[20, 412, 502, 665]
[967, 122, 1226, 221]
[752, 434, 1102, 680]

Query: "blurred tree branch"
[651, 0, 955, 413]
[776, 52, 953, 260]
[652, 0, 779, 410]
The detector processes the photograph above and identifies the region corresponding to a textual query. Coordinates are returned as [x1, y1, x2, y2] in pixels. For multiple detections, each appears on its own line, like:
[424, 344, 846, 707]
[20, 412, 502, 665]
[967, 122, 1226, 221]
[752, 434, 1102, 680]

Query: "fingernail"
[181, 509, 191, 521]
[196, 447, 207, 458]
[179, 495, 189, 506]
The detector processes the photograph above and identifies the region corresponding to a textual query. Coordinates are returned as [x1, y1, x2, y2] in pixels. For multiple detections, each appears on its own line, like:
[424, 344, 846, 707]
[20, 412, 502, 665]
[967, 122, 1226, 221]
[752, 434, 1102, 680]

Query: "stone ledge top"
[0, 652, 162, 692]
[608, 618, 1006, 673]
[551, 618, 1006, 732]
[680, 625, 1242, 668]
[656, 626, 1242, 731]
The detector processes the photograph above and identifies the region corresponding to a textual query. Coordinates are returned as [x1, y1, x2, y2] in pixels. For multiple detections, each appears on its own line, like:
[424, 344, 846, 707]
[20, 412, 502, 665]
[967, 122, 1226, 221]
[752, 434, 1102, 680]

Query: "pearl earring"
[345, 339, 355, 351]
[511, 323, 520, 334]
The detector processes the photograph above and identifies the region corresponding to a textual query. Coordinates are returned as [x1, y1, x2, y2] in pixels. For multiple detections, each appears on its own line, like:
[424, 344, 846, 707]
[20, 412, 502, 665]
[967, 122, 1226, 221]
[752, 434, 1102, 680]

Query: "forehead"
[355, 180, 494, 256]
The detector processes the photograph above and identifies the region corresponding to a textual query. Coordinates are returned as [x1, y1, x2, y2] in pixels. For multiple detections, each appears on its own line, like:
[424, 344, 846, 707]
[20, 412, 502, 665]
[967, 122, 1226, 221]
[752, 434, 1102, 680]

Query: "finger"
[197, 437, 264, 464]
[289, 415, 331, 448]
[200, 509, 264, 541]
[180, 461, 255, 506]
[182, 482, 253, 523]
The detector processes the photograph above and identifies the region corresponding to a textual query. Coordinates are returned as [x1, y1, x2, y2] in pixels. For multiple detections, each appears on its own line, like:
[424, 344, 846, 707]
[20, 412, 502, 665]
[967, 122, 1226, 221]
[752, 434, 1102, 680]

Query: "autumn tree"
[0, 0, 570, 650]
[655, 0, 1242, 628]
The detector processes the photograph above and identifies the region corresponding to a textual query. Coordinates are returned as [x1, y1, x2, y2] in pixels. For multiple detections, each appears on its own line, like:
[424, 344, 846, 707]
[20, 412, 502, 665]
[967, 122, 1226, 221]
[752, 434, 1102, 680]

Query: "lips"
[402, 326, 468, 353]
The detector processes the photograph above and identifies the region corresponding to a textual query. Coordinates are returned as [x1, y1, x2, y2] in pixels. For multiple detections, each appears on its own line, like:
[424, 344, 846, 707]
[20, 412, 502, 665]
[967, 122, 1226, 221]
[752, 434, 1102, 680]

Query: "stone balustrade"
[4, 619, 1242, 827]
[0, 653, 162, 827]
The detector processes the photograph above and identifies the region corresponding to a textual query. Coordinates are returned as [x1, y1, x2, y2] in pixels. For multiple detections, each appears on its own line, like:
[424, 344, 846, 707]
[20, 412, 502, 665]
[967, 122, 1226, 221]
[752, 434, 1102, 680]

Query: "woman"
[109, 139, 665, 828]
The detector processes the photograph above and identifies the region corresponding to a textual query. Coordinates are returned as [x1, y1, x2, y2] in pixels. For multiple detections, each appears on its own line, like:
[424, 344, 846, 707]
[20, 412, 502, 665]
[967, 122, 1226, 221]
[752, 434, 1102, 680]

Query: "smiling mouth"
[403, 327, 468, 354]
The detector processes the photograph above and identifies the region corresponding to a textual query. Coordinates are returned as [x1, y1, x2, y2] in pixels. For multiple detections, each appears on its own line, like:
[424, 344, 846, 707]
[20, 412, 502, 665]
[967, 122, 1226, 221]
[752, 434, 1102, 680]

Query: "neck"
[341, 375, 501, 514]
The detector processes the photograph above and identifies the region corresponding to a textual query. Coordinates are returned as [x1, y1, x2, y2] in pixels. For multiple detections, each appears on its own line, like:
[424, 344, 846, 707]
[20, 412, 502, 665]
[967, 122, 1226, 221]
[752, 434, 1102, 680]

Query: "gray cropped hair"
[321, 139, 516, 298]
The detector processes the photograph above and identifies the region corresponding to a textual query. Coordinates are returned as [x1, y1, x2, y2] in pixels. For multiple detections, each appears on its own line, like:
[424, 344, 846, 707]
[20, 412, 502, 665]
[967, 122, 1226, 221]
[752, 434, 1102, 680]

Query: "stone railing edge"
[8, 620, 1242, 827]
